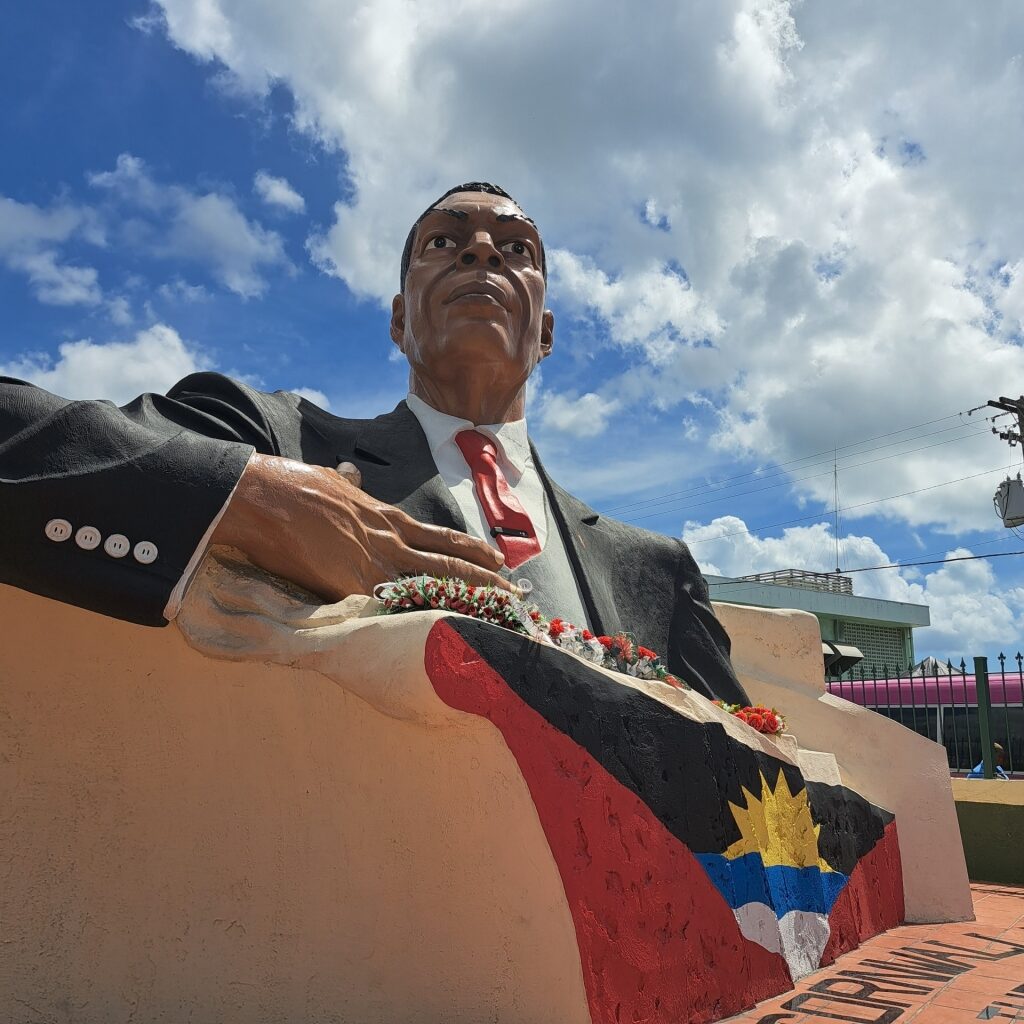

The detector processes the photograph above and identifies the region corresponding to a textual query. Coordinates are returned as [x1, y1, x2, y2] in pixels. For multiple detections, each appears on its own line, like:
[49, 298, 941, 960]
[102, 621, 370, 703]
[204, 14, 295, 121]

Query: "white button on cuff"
[133, 540, 158, 565]
[45, 518, 73, 542]
[75, 525, 101, 550]
[104, 533, 131, 558]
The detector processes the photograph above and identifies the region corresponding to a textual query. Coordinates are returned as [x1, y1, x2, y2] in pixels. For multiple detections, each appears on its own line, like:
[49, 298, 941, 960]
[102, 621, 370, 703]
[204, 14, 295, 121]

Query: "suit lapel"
[531, 442, 618, 637]
[341, 402, 467, 533]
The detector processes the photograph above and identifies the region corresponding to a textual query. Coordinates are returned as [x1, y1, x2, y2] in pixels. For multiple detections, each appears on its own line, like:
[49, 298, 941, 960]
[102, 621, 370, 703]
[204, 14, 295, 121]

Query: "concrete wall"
[950, 778, 1024, 885]
[0, 565, 974, 1024]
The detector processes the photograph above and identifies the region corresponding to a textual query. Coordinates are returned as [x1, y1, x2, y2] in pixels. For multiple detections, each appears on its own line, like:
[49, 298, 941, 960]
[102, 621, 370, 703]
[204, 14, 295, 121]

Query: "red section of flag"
[424, 620, 793, 1024]
[820, 819, 905, 967]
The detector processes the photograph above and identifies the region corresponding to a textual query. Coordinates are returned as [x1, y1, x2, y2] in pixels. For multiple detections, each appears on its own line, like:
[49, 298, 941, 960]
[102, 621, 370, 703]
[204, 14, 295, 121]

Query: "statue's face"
[391, 191, 553, 393]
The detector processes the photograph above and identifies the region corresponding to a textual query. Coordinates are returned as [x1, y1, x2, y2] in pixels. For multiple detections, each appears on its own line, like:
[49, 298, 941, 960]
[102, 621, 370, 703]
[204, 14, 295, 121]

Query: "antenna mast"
[833, 448, 841, 573]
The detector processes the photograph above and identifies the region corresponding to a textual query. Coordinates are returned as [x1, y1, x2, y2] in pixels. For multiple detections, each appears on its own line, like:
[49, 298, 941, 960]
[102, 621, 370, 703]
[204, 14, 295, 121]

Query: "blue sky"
[4, 0, 1024, 656]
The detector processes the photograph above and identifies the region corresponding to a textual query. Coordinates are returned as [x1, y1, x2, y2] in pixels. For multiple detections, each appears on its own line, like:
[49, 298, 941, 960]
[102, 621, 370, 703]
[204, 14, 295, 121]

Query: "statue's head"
[390, 183, 554, 401]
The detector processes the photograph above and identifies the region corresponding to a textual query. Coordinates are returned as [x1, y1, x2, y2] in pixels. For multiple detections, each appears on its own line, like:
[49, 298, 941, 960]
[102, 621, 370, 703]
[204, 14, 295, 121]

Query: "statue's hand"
[176, 549, 466, 725]
[213, 452, 512, 602]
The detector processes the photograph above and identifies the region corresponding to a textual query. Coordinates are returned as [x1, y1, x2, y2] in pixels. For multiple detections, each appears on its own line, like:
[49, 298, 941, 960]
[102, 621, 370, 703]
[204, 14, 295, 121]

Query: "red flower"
[597, 635, 614, 649]
[614, 636, 634, 660]
[529, 610, 542, 622]
[548, 619, 567, 638]
[637, 646, 657, 661]
[664, 674, 682, 689]
[762, 712, 779, 733]
[746, 711, 765, 731]
[581, 629, 594, 641]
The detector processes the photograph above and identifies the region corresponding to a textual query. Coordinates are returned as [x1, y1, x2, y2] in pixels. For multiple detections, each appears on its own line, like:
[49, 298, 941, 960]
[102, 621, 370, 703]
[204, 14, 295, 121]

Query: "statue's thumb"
[335, 461, 363, 489]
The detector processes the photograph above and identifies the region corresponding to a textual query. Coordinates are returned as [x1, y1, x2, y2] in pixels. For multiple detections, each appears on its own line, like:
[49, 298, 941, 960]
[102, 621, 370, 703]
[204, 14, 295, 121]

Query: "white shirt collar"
[405, 392, 530, 475]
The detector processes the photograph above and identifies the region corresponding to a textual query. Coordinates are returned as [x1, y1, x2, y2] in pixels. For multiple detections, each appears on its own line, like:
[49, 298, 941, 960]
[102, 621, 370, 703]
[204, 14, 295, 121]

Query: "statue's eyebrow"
[435, 207, 469, 220]
[497, 212, 538, 228]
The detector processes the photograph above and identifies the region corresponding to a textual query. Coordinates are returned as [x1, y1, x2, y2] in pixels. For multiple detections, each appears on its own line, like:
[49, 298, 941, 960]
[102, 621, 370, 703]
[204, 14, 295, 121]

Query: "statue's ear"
[390, 294, 406, 350]
[540, 309, 554, 360]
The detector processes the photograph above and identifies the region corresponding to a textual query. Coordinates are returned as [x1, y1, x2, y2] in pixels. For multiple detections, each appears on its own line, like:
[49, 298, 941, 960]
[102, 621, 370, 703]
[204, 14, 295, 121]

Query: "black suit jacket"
[0, 371, 749, 704]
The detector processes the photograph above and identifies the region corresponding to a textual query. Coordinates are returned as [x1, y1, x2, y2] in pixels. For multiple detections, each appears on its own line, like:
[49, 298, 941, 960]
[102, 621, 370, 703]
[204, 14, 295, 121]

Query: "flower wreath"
[712, 702, 786, 735]
[374, 576, 786, 735]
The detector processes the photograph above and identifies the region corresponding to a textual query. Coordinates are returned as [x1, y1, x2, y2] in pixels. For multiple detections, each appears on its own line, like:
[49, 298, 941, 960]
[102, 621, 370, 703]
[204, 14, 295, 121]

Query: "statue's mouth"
[444, 280, 509, 307]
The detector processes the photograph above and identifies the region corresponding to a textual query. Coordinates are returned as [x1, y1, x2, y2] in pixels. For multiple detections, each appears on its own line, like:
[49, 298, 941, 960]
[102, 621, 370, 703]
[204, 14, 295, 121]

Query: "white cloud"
[0, 195, 104, 306]
[550, 251, 723, 366]
[168, 191, 287, 297]
[106, 295, 133, 325]
[13, 250, 102, 307]
[289, 385, 330, 409]
[147, 0, 1024, 534]
[157, 277, 211, 303]
[536, 391, 620, 438]
[90, 153, 290, 298]
[684, 515, 1024, 653]
[253, 171, 306, 214]
[0, 323, 211, 405]
[88, 153, 164, 208]
[911, 550, 1024, 656]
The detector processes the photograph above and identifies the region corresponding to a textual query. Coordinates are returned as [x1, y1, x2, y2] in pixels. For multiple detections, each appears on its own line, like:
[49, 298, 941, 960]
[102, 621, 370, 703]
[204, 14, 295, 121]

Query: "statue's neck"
[407, 372, 527, 425]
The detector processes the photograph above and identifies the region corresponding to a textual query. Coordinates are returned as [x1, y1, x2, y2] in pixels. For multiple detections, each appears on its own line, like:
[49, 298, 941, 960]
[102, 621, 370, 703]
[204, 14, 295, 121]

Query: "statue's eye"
[432, 236, 455, 249]
[500, 240, 528, 256]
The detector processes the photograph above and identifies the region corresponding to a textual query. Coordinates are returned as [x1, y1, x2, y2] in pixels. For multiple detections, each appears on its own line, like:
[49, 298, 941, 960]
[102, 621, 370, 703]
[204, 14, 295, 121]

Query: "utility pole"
[987, 395, 1024, 527]
[987, 395, 1024, 455]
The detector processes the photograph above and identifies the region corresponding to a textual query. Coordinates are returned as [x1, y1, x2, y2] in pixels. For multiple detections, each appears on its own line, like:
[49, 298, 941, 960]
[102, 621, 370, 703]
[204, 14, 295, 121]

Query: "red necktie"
[454, 429, 542, 570]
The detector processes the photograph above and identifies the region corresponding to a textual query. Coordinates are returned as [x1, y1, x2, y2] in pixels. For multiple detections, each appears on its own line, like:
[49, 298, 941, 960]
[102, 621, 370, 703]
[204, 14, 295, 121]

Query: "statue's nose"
[460, 232, 502, 269]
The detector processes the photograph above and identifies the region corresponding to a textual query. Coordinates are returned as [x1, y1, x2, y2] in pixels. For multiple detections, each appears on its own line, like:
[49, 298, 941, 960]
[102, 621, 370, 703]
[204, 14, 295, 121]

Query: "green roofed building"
[704, 569, 930, 676]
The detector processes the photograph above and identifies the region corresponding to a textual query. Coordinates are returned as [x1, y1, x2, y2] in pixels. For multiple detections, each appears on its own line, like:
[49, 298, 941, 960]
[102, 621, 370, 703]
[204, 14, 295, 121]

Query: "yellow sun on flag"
[724, 771, 836, 872]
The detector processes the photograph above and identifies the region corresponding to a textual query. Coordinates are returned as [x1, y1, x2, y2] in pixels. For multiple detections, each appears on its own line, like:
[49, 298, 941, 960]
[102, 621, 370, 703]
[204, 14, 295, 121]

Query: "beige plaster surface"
[0, 576, 594, 1024]
[713, 601, 974, 924]
[951, 777, 1024, 805]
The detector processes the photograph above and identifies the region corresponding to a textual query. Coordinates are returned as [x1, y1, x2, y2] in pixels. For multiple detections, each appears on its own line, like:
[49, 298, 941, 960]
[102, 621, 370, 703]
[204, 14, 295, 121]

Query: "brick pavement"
[727, 884, 1024, 1024]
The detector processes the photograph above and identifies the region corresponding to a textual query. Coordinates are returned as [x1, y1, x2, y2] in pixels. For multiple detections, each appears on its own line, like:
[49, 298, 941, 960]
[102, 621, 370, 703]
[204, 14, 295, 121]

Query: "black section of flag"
[447, 616, 792, 853]
[445, 616, 894, 864]
[806, 780, 893, 875]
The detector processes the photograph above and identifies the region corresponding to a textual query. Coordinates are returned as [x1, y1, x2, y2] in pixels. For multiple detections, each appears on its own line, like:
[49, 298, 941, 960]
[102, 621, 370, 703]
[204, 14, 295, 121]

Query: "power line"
[616, 425, 994, 522]
[600, 406, 983, 515]
[608, 420, 991, 516]
[680, 464, 1013, 545]
[702, 533, 1024, 602]
[880, 530, 1021, 567]
[601, 411, 994, 517]
[846, 550, 1024, 573]
[708, 549, 1024, 584]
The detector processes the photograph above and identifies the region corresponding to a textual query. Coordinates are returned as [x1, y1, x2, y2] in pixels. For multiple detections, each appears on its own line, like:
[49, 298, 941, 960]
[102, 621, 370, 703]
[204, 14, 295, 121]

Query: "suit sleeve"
[669, 540, 752, 706]
[0, 372, 282, 627]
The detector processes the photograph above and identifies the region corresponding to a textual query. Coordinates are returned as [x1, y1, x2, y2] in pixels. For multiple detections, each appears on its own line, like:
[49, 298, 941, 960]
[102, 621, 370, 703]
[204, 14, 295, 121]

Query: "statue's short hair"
[400, 181, 547, 291]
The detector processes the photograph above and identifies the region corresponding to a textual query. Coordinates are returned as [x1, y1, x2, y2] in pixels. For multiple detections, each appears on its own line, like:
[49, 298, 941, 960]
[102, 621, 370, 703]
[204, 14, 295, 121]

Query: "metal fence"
[825, 655, 1024, 778]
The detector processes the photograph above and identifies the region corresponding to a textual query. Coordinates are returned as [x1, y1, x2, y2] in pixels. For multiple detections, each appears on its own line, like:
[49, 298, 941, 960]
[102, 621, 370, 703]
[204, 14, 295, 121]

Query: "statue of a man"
[0, 182, 749, 704]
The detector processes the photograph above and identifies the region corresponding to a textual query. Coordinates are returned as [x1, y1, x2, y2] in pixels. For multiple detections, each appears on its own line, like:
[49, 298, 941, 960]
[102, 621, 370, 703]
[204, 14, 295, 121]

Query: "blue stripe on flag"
[696, 852, 848, 917]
